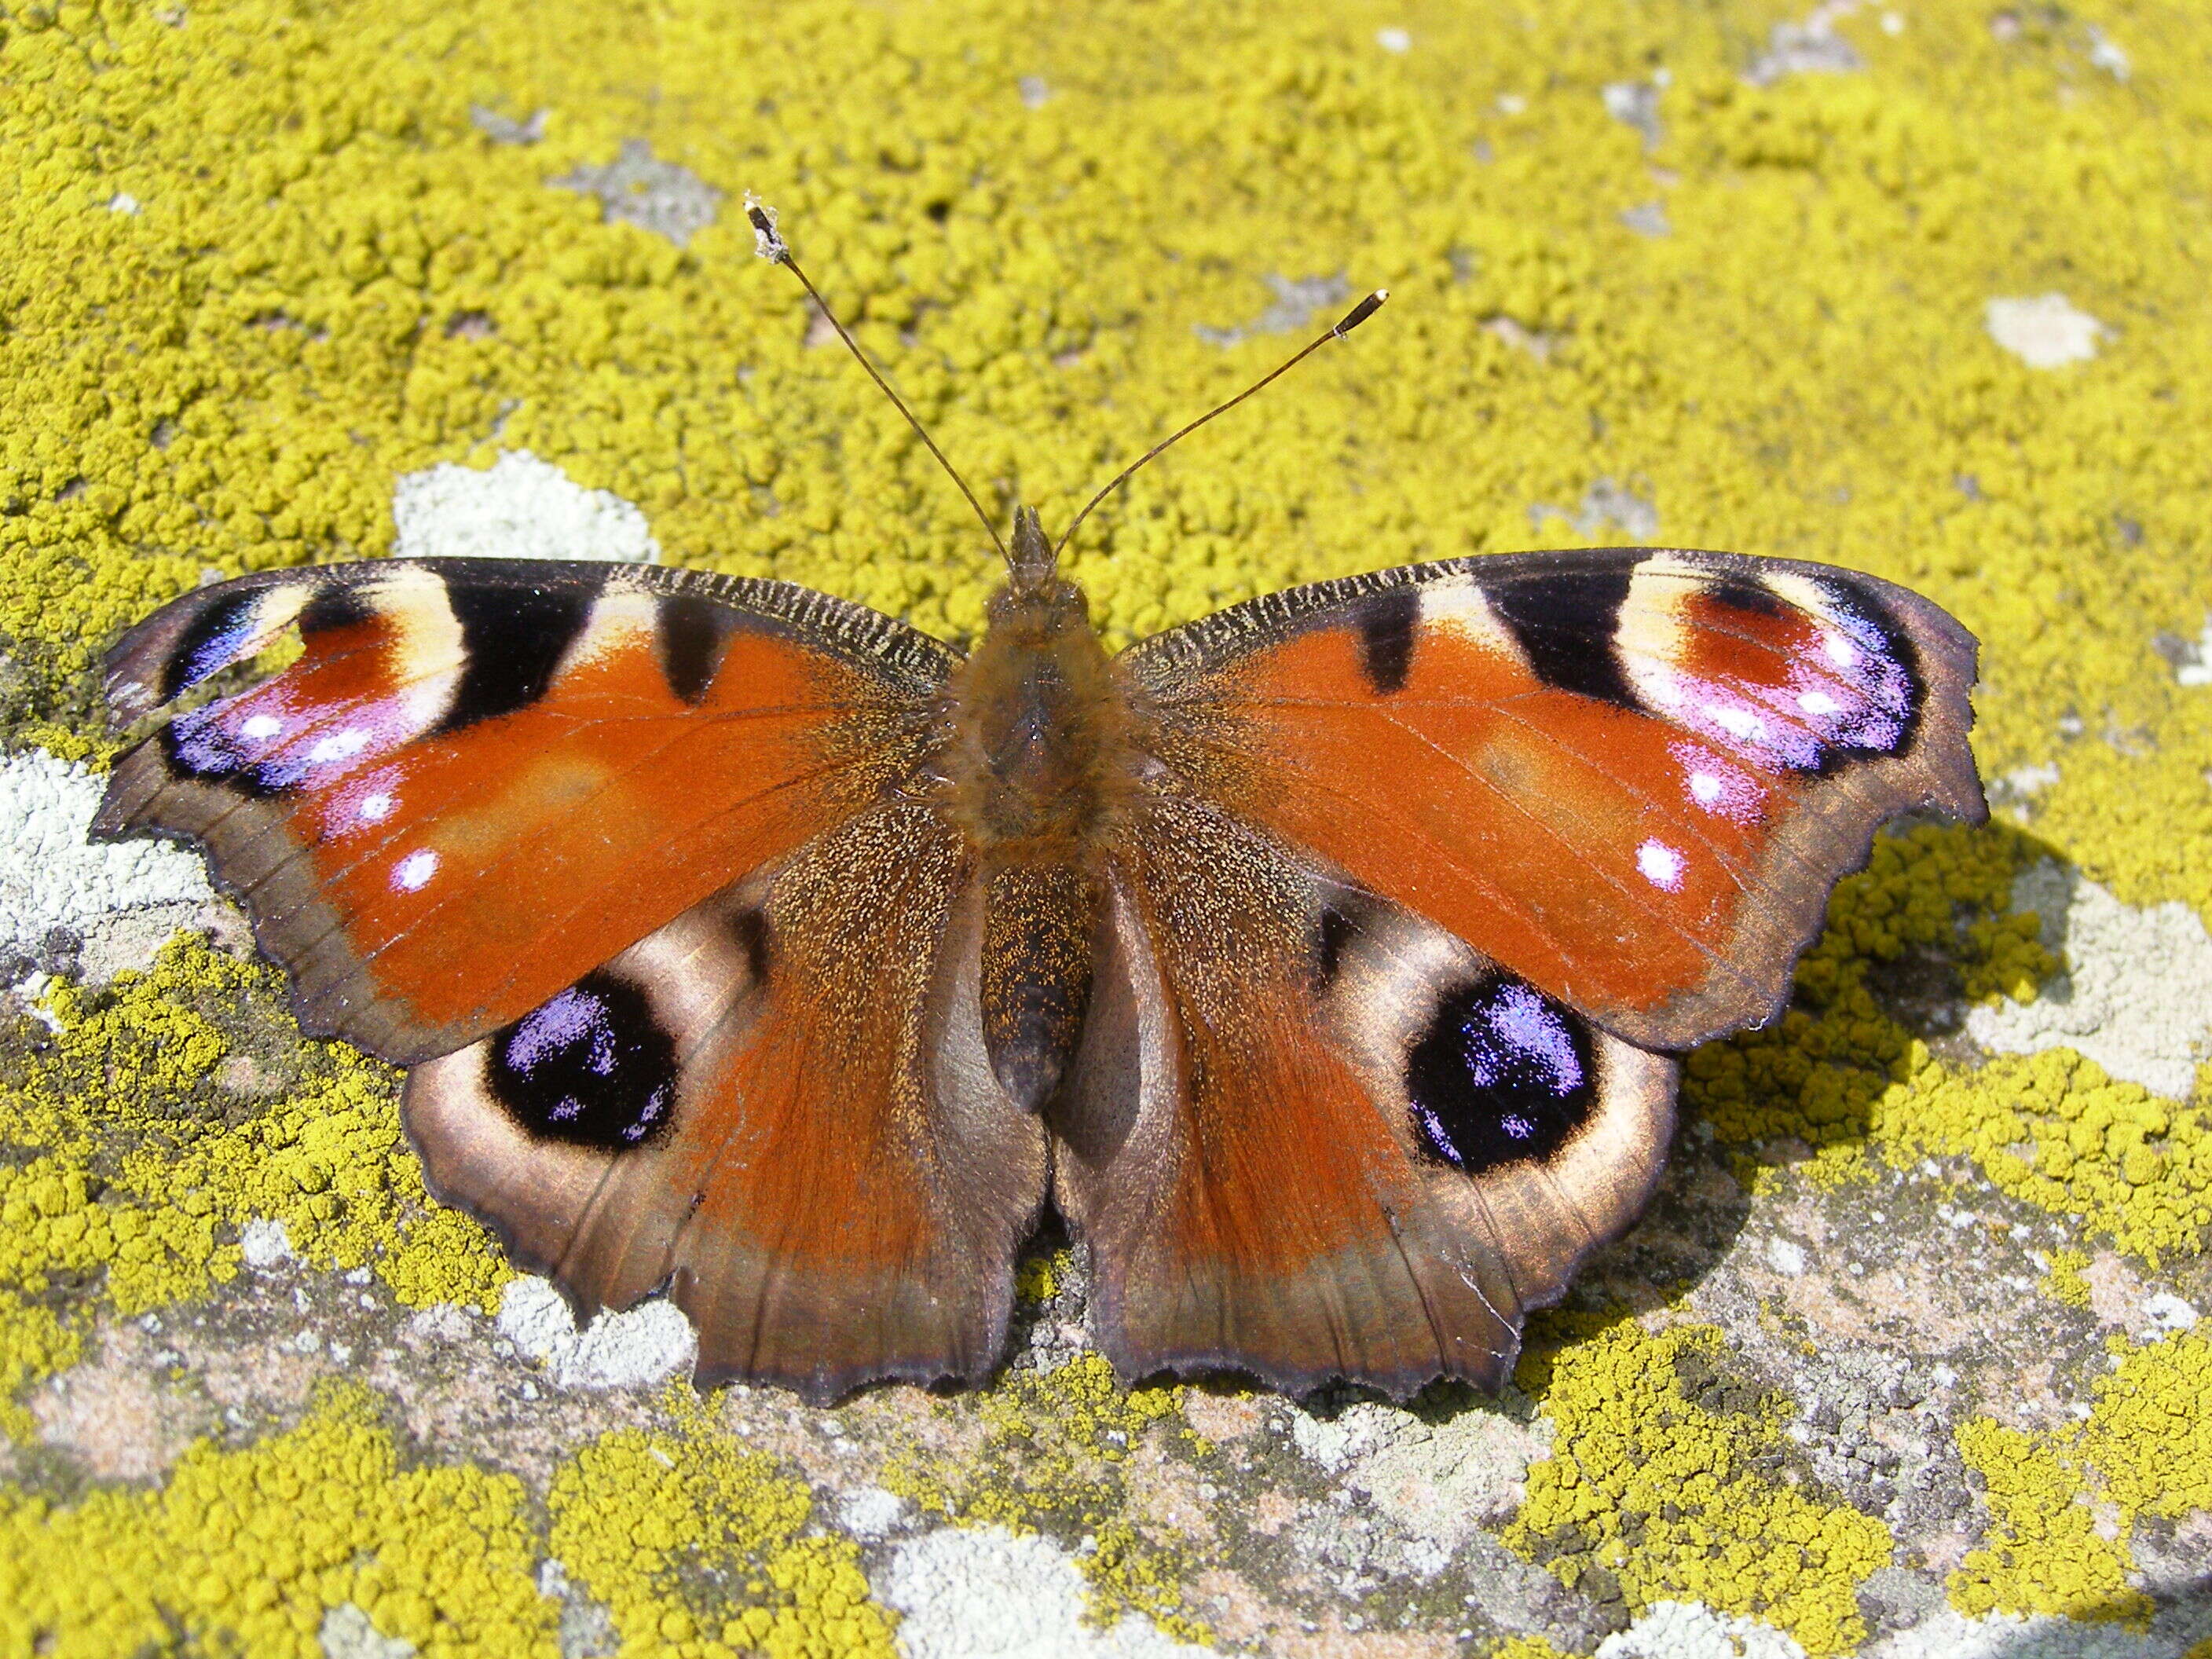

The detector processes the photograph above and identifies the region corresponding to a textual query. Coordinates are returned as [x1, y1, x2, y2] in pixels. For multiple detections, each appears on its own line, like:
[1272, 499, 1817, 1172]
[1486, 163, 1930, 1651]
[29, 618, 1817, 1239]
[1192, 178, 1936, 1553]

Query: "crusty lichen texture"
[4, 0, 2210, 1654]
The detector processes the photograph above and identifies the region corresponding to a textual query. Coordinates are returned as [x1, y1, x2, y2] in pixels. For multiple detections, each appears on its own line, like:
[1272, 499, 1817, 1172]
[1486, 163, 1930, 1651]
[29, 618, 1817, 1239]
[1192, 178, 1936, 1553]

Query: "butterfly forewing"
[1123, 548, 1985, 1052]
[94, 559, 953, 1062]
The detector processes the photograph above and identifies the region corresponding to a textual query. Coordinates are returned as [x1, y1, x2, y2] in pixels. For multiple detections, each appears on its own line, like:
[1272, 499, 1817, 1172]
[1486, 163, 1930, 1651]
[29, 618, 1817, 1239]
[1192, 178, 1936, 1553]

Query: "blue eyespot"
[1404, 975, 1597, 1174]
[488, 973, 678, 1152]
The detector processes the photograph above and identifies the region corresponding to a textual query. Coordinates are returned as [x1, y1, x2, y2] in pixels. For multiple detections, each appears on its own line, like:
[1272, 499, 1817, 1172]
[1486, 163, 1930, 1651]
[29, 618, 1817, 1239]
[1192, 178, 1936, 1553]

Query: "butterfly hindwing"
[407, 803, 1049, 1401]
[1053, 796, 1675, 1396]
[1126, 548, 1985, 1051]
[94, 559, 953, 1063]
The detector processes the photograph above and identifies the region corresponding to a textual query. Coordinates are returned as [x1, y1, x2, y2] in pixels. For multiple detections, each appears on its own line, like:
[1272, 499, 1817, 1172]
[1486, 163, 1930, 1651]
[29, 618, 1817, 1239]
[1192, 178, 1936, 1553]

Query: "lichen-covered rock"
[4, 0, 2210, 1654]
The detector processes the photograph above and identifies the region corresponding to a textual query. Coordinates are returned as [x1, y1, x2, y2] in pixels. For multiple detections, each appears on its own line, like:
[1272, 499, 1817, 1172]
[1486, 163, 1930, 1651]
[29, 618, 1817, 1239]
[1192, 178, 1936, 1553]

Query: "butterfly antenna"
[745, 195, 1009, 562]
[1053, 288, 1389, 559]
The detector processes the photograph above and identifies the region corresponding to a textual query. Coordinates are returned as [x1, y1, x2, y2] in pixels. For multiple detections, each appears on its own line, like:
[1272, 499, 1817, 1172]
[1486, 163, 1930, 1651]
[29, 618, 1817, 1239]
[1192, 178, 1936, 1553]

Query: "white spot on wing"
[393, 849, 439, 892]
[1635, 839, 1686, 891]
[306, 727, 370, 765]
[1712, 705, 1763, 739]
[1688, 771, 1723, 806]
[240, 713, 283, 740]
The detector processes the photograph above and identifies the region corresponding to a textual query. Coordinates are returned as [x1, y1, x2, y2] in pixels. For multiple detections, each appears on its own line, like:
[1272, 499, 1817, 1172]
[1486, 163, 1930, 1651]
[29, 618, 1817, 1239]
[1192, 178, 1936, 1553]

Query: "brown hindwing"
[1052, 797, 1675, 1397]
[405, 804, 1049, 1401]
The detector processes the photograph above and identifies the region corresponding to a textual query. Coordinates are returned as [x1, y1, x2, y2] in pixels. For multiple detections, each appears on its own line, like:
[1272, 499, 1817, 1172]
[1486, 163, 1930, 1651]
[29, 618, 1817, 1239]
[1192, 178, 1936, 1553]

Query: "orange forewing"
[1132, 552, 1982, 1050]
[96, 562, 946, 1060]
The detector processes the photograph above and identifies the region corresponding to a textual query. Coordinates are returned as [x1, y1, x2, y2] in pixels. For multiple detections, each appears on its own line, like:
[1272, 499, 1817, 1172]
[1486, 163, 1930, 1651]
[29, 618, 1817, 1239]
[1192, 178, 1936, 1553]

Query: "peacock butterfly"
[90, 205, 1985, 1402]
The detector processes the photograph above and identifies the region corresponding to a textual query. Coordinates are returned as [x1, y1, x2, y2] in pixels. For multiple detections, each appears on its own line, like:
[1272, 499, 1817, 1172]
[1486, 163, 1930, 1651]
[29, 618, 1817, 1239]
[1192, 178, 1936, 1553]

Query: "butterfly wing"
[1062, 547, 1982, 1393]
[1122, 548, 1984, 1051]
[405, 804, 1045, 1401]
[94, 559, 952, 1063]
[1053, 795, 1675, 1396]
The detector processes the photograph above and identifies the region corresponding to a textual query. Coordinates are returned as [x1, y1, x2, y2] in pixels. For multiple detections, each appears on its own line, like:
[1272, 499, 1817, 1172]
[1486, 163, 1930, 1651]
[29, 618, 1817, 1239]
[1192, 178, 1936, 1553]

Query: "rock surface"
[2, 1, 2210, 1655]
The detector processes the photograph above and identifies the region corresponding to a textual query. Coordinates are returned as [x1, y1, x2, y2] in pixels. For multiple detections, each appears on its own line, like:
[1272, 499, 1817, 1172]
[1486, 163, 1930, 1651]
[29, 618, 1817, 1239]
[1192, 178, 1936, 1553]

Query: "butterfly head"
[1004, 504, 1060, 593]
[985, 505, 1091, 642]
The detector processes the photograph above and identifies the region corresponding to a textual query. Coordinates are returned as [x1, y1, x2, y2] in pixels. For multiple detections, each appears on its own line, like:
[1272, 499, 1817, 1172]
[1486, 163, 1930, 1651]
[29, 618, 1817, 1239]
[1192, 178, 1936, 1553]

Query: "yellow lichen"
[0, 1292, 79, 1441]
[2040, 1248, 2093, 1309]
[546, 1386, 896, 1659]
[1879, 1052, 2212, 1267]
[1945, 1331, 2212, 1625]
[1507, 1315, 1892, 1658]
[0, 936, 510, 1423]
[1013, 1247, 1069, 1305]
[0, 1379, 553, 1657]
[1950, 1419, 2148, 1624]
[1489, 1637, 1573, 1659]
[884, 1353, 1203, 1641]
[2078, 1331, 2212, 1524]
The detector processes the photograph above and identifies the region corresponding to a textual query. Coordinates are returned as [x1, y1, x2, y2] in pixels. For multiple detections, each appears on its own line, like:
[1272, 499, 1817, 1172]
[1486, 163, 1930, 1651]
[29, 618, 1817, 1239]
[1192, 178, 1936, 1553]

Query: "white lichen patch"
[548, 138, 722, 246]
[1530, 477, 1659, 541]
[1, 749, 214, 970]
[1864, 1606, 2181, 1658]
[1967, 862, 2212, 1100]
[494, 1275, 696, 1390]
[390, 449, 661, 564]
[879, 1526, 1210, 1659]
[1287, 1397, 1552, 1552]
[836, 1485, 912, 1541]
[1986, 293, 2111, 369]
[239, 1217, 299, 1271]
[1599, 1600, 1810, 1658]
[318, 1602, 417, 1659]
[1745, 3, 1866, 85]
[1193, 273, 1350, 347]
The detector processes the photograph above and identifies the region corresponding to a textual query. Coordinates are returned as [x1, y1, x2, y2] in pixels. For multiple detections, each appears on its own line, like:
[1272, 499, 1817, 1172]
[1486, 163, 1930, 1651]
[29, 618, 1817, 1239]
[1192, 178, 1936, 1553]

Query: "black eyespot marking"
[729, 907, 772, 988]
[437, 582, 593, 733]
[163, 589, 262, 701]
[485, 971, 679, 1151]
[1316, 903, 1357, 986]
[659, 594, 742, 705]
[1489, 554, 1641, 709]
[1354, 586, 1420, 694]
[298, 583, 377, 638]
[1405, 973, 1599, 1174]
[1701, 573, 1788, 621]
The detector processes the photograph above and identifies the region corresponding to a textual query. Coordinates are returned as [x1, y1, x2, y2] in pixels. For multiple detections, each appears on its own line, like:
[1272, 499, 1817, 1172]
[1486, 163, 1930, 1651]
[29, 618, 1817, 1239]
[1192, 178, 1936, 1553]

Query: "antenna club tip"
[742, 190, 788, 262]
[1332, 289, 1390, 337]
